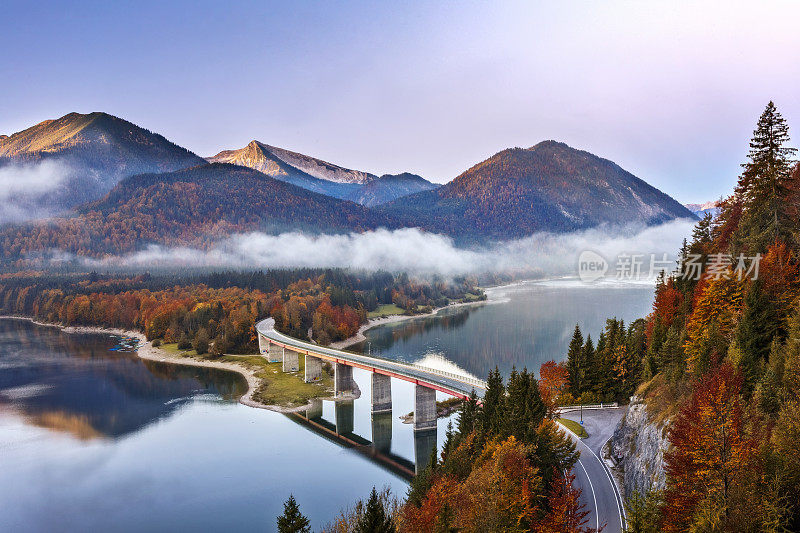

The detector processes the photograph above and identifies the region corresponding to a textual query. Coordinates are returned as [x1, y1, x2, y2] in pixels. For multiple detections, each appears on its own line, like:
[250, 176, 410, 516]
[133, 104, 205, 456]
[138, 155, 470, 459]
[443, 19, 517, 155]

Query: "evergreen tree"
[457, 389, 479, 437]
[734, 101, 797, 252]
[434, 502, 458, 533]
[355, 487, 395, 533]
[579, 335, 595, 396]
[566, 324, 584, 394]
[277, 494, 311, 533]
[736, 278, 778, 391]
[478, 366, 504, 439]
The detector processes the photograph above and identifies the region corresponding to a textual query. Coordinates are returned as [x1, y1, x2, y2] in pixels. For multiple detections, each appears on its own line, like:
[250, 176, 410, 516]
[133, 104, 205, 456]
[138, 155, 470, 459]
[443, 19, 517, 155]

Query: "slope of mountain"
[0, 112, 205, 212]
[344, 173, 439, 207]
[208, 140, 363, 199]
[0, 163, 394, 261]
[259, 143, 377, 184]
[380, 141, 696, 239]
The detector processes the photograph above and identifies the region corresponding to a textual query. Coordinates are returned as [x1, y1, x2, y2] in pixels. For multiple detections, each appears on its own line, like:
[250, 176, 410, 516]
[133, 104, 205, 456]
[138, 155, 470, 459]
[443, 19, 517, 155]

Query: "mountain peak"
[381, 141, 695, 239]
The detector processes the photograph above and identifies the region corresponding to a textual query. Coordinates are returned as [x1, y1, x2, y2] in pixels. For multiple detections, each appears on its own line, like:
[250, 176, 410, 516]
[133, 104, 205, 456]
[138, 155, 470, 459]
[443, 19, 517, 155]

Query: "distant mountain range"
[684, 200, 722, 218]
[0, 112, 696, 263]
[208, 140, 437, 205]
[380, 141, 695, 239]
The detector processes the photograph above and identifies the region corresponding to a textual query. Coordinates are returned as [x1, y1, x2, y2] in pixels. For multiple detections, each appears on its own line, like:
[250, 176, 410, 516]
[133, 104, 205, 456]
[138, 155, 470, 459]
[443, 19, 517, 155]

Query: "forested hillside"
[0, 163, 394, 263]
[0, 269, 481, 352]
[560, 102, 800, 532]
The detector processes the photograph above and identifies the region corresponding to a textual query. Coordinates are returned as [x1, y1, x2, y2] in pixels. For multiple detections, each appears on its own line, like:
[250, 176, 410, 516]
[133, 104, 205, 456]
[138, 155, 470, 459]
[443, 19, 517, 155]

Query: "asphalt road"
[559, 407, 627, 533]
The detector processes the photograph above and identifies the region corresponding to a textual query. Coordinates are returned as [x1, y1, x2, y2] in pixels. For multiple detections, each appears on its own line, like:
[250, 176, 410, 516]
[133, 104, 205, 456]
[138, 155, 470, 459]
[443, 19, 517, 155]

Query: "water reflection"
[0, 318, 247, 440]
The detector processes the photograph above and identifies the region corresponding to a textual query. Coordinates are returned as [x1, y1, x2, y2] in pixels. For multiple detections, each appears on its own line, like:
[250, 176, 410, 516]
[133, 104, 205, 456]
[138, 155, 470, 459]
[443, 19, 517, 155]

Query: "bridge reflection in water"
[256, 318, 484, 480]
[287, 398, 438, 479]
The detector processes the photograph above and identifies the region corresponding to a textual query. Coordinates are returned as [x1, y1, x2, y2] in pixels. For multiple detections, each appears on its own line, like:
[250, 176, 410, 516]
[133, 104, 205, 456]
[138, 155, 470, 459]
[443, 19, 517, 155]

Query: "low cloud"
[0, 160, 71, 223]
[74, 219, 696, 277]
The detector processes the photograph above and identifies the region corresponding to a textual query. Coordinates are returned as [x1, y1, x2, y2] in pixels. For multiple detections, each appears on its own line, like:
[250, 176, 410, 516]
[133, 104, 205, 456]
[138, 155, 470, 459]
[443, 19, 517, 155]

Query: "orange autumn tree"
[683, 273, 745, 375]
[399, 436, 594, 533]
[539, 360, 570, 415]
[661, 362, 764, 532]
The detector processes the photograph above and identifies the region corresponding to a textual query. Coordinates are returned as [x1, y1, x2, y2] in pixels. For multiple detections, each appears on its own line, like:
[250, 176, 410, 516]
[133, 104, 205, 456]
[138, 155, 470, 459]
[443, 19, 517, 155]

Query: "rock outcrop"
[609, 396, 670, 500]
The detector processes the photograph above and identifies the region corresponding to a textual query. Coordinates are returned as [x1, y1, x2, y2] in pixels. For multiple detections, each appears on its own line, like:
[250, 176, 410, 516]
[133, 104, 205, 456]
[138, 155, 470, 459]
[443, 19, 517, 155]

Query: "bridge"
[255, 318, 486, 432]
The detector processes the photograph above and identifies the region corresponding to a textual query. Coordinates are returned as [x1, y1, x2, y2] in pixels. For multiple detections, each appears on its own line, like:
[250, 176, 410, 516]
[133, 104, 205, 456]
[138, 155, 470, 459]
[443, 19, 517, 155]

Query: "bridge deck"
[256, 319, 485, 398]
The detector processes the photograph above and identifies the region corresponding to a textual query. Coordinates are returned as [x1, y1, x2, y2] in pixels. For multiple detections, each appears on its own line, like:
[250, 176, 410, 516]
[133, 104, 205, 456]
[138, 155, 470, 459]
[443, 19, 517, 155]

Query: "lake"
[0, 280, 655, 531]
[353, 279, 656, 380]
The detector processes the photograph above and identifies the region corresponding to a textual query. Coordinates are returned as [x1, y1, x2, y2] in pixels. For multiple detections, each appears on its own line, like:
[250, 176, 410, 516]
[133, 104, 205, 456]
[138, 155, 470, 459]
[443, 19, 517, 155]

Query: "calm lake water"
[0, 280, 655, 532]
[353, 279, 656, 380]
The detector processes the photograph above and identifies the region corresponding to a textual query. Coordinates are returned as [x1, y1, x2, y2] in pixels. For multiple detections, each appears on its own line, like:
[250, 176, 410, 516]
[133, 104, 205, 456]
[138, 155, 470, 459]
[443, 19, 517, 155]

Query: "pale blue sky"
[2, 1, 799, 202]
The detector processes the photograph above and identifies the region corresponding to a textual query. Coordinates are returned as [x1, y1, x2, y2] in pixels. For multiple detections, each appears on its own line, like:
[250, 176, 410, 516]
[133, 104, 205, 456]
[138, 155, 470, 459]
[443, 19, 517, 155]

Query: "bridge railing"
[555, 402, 619, 411]
[408, 363, 487, 390]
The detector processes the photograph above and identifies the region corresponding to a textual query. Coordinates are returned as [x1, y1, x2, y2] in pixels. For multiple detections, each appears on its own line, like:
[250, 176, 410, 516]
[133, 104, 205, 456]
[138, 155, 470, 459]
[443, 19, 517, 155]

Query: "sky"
[1, 1, 799, 203]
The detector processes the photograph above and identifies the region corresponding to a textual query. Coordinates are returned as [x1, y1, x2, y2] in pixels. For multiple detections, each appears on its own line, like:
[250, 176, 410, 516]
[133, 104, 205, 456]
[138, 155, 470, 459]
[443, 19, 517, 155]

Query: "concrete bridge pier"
[306, 399, 322, 420]
[268, 342, 283, 363]
[282, 348, 300, 372]
[371, 412, 392, 453]
[258, 334, 268, 356]
[414, 426, 438, 474]
[334, 362, 355, 396]
[335, 400, 354, 435]
[304, 354, 322, 382]
[371, 373, 392, 413]
[414, 385, 437, 432]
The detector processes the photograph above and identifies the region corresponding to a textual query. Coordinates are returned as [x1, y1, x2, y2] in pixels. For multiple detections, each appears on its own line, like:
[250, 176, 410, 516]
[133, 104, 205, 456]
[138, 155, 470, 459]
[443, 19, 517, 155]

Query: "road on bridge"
[558, 407, 627, 533]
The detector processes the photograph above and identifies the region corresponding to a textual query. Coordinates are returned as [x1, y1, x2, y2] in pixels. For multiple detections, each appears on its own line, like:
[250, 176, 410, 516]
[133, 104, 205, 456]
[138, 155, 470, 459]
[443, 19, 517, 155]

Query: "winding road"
[558, 408, 627, 533]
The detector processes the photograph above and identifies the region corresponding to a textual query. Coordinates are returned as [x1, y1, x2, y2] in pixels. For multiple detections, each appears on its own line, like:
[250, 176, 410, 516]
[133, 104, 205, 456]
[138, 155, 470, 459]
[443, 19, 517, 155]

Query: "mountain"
[207, 140, 435, 206]
[685, 200, 721, 218]
[0, 112, 205, 216]
[0, 163, 394, 261]
[344, 173, 439, 207]
[380, 141, 696, 239]
[257, 143, 376, 184]
[207, 140, 365, 199]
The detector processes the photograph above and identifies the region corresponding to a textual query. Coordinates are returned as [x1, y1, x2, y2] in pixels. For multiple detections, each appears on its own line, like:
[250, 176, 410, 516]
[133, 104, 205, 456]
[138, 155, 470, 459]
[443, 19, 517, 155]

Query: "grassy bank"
[160, 343, 334, 407]
[368, 303, 405, 318]
[557, 417, 589, 438]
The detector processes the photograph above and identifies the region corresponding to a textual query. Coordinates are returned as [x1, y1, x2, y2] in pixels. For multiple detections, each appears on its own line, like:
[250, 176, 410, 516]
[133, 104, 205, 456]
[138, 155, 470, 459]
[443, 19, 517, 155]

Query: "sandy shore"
[329, 298, 490, 350]
[0, 315, 330, 414]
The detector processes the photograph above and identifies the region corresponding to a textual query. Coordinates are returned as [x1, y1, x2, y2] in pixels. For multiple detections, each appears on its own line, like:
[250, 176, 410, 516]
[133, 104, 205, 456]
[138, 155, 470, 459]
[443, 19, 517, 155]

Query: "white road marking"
[577, 457, 599, 532]
[602, 433, 627, 531]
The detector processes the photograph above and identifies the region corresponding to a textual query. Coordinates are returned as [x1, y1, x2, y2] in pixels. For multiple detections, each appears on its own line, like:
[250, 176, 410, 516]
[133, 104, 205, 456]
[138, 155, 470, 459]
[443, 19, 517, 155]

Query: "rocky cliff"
[609, 396, 670, 500]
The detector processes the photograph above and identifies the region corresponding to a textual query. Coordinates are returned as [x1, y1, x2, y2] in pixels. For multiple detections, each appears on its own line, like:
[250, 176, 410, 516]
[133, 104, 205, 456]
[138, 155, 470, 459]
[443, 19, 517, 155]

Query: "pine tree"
[457, 389, 479, 436]
[434, 502, 458, 533]
[277, 494, 311, 533]
[479, 366, 504, 439]
[734, 101, 797, 253]
[355, 487, 395, 533]
[736, 278, 778, 391]
[579, 335, 595, 396]
[566, 324, 584, 394]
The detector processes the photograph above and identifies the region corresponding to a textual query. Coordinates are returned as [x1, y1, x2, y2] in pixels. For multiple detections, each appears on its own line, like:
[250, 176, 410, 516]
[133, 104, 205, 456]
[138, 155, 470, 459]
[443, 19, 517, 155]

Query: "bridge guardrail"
[408, 363, 487, 390]
[555, 402, 620, 411]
